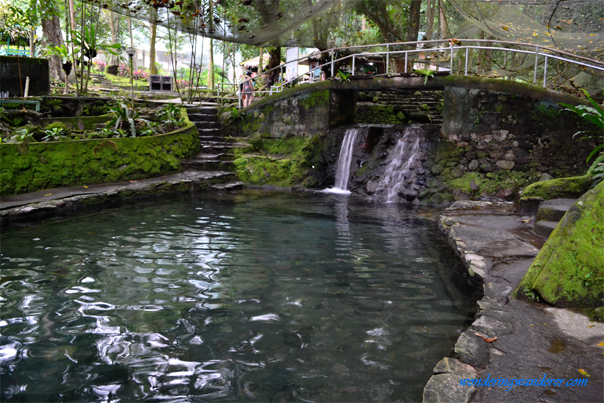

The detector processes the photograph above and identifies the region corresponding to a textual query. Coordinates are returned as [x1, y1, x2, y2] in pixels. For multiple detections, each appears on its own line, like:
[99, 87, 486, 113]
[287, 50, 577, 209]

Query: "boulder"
[516, 181, 604, 310]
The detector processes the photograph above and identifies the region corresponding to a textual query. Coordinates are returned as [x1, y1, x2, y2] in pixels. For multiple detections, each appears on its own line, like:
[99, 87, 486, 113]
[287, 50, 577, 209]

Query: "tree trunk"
[109, 11, 120, 65]
[208, 38, 214, 92]
[266, 47, 281, 87]
[68, 0, 76, 31]
[438, 0, 450, 39]
[258, 47, 264, 73]
[425, 0, 434, 41]
[42, 14, 65, 81]
[406, 0, 422, 72]
[407, 0, 422, 43]
[149, 14, 158, 75]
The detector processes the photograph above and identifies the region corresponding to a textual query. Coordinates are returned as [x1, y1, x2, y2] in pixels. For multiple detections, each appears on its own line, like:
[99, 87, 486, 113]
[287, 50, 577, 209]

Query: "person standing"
[242, 71, 254, 107]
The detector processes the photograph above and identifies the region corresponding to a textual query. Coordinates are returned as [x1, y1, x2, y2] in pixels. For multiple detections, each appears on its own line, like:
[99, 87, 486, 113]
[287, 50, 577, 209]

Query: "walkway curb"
[0, 170, 236, 225]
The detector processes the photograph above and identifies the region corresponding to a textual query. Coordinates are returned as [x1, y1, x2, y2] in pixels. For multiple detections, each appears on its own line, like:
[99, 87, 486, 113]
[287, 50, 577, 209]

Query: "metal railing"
[234, 39, 604, 108]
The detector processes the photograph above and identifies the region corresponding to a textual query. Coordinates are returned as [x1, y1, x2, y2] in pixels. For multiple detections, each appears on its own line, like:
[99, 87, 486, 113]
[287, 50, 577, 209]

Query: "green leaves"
[157, 104, 184, 126]
[560, 89, 604, 188]
[337, 70, 351, 83]
[414, 69, 435, 85]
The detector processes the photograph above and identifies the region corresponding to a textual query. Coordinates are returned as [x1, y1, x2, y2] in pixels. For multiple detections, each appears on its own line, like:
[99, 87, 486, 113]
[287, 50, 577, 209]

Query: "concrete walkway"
[424, 201, 603, 403]
[0, 170, 239, 224]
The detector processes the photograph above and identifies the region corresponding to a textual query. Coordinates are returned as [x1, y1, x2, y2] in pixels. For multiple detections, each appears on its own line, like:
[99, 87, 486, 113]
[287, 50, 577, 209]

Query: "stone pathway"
[0, 171, 236, 224]
[423, 201, 603, 403]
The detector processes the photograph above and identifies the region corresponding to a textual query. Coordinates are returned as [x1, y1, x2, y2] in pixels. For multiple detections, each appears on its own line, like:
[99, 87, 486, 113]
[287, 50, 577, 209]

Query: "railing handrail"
[232, 39, 604, 108]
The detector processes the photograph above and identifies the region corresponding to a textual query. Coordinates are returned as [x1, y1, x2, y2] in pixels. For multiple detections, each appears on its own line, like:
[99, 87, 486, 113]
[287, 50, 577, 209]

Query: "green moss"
[0, 121, 199, 196]
[299, 90, 330, 109]
[356, 105, 403, 124]
[44, 122, 70, 132]
[520, 175, 593, 200]
[516, 182, 604, 311]
[233, 135, 322, 187]
[446, 170, 539, 198]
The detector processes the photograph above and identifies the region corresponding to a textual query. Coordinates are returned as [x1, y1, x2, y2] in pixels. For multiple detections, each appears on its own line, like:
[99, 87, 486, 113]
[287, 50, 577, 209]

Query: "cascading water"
[324, 128, 359, 194]
[374, 126, 424, 202]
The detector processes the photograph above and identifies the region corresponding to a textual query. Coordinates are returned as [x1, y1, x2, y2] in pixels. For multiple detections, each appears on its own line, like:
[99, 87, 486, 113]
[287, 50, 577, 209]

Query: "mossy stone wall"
[356, 90, 443, 125]
[423, 87, 600, 202]
[232, 136, 325, 188]
[516, 182, 604, 313]
[223, 82, 355, 138]
[0, 123, 200, 196]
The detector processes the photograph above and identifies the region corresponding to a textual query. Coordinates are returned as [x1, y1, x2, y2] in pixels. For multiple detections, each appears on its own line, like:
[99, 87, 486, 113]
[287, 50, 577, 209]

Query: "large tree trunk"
[109, 12, 120, 65]
[438, 0, 450, 39]
[42, 15, 65, 81]
[405, 0, 422, 73]
[266, 47, 281, 87]
[407, 0, 422, 42]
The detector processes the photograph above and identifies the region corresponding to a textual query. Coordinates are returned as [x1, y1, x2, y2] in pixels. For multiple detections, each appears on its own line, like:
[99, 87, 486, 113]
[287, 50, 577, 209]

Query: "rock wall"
[356, 90, 443, 125]
[422, 87, 599, 202]
[0, 121, 200, 196]
[224, 82, 355, 139]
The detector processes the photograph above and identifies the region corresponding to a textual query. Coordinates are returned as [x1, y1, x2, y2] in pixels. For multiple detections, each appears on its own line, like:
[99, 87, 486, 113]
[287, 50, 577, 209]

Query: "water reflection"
[1, 191, 476, 402]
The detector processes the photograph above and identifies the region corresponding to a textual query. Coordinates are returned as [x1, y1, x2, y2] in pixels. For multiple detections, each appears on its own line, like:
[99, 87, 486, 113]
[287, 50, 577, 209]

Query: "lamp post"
[126, 46, 135, 108]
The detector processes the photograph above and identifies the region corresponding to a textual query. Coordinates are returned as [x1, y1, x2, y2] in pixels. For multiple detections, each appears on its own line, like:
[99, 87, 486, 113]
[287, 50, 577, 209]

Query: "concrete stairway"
[534, 198, 577, 238]
[183, 106, 245, 191]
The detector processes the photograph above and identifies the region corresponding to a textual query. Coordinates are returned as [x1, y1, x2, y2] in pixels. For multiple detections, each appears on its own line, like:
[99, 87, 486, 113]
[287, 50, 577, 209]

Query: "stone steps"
[195, 121, 221, 129]
[183, 105, 242, 189]
[533, 198, 576, 238]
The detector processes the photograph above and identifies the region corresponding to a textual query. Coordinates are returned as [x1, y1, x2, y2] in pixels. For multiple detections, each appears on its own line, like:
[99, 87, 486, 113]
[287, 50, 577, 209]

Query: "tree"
[42, 14, 65, 81]
[149, 8, 158, 75]
[109, 11, 120, 66]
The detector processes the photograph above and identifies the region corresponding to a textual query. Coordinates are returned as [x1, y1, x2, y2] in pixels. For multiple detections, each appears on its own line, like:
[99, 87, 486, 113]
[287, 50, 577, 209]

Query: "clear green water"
[0, 190, 478, 402]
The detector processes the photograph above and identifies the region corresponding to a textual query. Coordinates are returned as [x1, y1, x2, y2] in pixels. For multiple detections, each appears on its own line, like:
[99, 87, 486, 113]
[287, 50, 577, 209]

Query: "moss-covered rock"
[516, 181, 604, 312]
[233, 135, 323, 187]
[520, 175, 594, 200]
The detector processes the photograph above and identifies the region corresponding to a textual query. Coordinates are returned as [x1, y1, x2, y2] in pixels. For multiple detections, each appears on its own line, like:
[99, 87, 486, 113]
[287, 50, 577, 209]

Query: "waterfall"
[374, 126, 423, 202]
[324, 128, 359, 194]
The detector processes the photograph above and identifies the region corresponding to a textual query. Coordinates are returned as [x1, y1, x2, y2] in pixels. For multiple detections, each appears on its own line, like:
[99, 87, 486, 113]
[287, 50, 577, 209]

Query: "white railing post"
[405, 52, 408, 73]
[543, 56, 548, 87]
[450, 42, 454, 73]
[386, 45, 390, 74]
[465, 47, 469, 76]
[533, 46, 539, 84]
[352, 54, 355, 76]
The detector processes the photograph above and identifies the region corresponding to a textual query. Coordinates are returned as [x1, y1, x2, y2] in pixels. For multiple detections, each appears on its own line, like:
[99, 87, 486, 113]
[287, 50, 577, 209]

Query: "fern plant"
[560, 89, 604, 188]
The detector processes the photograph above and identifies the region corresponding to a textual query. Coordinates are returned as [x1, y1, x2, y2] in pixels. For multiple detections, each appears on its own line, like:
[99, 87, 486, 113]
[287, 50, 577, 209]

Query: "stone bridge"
[225, 75, 589, 143]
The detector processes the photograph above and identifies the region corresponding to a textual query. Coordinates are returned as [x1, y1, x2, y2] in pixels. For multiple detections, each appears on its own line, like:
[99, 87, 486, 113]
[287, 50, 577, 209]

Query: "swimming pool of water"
[0, 190, 478, 402]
